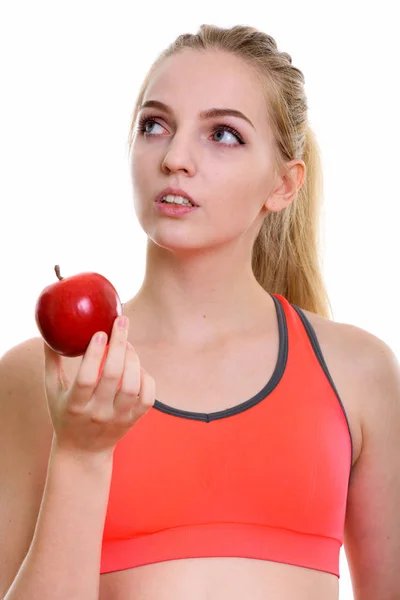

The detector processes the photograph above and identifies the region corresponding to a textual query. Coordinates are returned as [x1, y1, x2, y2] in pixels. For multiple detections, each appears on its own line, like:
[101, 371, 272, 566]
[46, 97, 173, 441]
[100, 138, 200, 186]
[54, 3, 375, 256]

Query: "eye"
[210, 125, 244, 146]
[137, 116, 165, 135]
[136, 116, 245, 146]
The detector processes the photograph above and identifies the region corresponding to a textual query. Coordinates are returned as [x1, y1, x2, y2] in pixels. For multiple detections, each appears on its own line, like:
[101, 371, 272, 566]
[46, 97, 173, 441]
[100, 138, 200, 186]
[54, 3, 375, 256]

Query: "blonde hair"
[127, 24, 333, 319]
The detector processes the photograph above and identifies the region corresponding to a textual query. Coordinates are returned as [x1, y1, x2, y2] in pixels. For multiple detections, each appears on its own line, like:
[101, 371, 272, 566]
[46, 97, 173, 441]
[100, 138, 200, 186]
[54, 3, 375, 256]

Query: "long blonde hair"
[127, 24, 333, 319]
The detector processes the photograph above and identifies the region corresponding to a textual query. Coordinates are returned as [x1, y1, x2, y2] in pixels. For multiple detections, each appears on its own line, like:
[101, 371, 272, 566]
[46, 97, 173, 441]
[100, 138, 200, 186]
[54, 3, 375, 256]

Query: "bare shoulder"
[0, 335, 58, 493]
[300, 308, 399, 468]
[302, 306, 398, 399]
[301, 311, 400, 595]
[0, 336, 82, 418]
[0, 335, 86, 458]
[303, 308, 400, 599]
[0, 336, 50, 434]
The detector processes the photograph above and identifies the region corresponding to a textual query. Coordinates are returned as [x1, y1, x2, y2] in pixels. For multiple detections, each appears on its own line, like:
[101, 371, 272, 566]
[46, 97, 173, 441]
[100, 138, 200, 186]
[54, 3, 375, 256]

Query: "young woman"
[1, 24, 399, 600]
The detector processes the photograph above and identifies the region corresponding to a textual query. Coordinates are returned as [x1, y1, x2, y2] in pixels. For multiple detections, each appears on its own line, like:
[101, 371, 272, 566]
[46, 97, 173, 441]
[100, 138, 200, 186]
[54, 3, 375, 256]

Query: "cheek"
[130, 143, 148, 188]
[129, 149, 148, 221]
[205, 190, 261, 242]
[214, 171, 264, 217]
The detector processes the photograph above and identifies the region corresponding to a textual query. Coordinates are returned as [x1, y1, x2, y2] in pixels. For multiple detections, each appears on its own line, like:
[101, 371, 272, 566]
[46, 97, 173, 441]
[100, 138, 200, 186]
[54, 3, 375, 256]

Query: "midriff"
[99, 557, 339, 600]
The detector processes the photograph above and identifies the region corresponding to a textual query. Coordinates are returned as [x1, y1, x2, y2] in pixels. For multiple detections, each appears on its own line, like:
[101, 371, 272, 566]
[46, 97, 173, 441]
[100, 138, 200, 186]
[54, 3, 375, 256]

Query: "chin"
[151, 235, 206, 254]
[144, 223, 213, 253]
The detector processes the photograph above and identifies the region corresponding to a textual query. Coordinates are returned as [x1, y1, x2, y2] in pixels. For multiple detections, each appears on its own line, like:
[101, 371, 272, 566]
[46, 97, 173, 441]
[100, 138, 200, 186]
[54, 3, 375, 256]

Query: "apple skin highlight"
[35, 265, 123, 357]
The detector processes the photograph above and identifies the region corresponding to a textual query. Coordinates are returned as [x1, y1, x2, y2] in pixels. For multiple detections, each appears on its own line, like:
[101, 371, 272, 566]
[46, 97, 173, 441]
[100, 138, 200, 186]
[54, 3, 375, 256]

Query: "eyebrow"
[139, 100, 255, 130]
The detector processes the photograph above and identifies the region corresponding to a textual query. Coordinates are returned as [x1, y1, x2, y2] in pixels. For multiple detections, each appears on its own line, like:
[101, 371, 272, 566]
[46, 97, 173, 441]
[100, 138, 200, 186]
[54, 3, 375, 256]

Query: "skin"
[107, 47, 336, 599]
[2, 46, 399, 600]
[128, 47, 305, 348]
[114, 47, 398, 599]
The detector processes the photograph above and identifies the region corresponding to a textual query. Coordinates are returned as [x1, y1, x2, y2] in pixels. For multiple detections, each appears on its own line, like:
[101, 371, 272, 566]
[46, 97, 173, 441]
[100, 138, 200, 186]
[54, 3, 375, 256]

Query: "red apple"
[35, 265, 123, 357]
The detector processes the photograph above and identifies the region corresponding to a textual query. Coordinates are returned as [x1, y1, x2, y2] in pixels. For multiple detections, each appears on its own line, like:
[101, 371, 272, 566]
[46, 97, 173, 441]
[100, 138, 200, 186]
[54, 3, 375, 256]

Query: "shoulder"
[0, 335, 45, 374]
[0, 336, 47, 412]
[0, 336, 83, 407]
[0, 336, 85, 441]
[0, 337, 53, 451]
[302, 307, 399, 459]
[302, 306, 399, 405]
[300, 312, 400, 595]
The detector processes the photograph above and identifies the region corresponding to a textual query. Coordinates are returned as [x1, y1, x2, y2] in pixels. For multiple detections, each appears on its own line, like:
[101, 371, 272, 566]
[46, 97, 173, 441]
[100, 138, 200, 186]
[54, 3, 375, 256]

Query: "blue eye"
[210, 125, 244, 145]
[138, 118, 164, 135]
[136, 116, 245, 146]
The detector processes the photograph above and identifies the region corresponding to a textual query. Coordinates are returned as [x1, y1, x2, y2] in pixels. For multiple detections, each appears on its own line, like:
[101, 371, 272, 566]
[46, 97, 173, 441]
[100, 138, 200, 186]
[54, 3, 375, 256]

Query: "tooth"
[162, 194, 193, 206]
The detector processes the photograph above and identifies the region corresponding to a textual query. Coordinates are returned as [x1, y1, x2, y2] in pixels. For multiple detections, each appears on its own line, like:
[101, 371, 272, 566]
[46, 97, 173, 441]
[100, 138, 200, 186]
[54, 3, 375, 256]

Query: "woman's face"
[130, 49, 283, 254]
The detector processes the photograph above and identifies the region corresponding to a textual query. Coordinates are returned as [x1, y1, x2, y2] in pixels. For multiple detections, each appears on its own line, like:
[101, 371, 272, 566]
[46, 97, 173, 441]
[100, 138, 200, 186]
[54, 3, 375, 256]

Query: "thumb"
[43, 340, 70, 393]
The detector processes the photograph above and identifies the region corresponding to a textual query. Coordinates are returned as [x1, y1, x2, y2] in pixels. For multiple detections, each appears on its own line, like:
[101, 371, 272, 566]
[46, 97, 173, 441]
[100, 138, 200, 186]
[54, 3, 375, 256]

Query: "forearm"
[4, 441, 113, 600]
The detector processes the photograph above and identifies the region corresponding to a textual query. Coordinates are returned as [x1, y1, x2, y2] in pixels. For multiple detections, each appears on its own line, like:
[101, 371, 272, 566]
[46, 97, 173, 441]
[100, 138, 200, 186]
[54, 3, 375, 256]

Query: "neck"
[127, 240, 274, 346]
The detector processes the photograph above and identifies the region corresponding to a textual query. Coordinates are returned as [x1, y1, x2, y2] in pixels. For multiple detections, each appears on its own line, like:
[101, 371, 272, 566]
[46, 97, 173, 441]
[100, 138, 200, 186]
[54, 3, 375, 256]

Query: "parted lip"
[154, 187, 198, 207]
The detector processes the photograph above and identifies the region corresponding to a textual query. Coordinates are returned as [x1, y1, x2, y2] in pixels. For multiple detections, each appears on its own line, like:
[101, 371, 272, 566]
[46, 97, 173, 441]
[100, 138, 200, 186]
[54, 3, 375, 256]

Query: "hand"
[43, 315, 155, 456]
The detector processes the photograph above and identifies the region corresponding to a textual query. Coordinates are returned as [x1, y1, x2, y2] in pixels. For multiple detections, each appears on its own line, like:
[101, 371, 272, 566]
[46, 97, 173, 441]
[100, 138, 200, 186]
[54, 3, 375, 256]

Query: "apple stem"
[54, 265, 64, 281]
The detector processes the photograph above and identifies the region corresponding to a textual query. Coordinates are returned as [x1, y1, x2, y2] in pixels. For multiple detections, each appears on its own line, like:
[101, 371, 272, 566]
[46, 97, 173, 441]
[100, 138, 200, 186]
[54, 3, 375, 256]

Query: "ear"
[265, 159, 306, 212]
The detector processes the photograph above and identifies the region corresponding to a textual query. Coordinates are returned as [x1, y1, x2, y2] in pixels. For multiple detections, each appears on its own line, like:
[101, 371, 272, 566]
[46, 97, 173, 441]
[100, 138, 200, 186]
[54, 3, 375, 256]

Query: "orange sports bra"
[100, 293, 353, 578]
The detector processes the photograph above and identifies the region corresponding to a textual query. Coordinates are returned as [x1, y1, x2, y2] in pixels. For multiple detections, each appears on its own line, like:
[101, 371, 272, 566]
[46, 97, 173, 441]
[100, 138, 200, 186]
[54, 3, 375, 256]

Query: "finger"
[97, 342, 109, 384]
[136, 367, 156, 411]
[113, 341, 141, 413]
[96, 343, 123, 388]
[69, 331, 109, 408]
[115, 364, 156, 420]
[95, 316, 129, 405]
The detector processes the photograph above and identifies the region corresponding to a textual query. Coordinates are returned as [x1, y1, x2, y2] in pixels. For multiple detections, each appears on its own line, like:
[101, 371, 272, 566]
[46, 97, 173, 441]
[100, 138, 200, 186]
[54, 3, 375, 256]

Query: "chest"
[127, 314, 361, 465]
[101, 308, 354, 580]
[135, 328, 280, 414]
[96, 304, 359, 596]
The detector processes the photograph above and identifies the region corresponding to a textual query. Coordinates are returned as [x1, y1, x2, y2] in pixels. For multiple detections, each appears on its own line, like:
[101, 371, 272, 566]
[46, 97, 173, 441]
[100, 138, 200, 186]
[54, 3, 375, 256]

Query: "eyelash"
[136, 115, 245, 145]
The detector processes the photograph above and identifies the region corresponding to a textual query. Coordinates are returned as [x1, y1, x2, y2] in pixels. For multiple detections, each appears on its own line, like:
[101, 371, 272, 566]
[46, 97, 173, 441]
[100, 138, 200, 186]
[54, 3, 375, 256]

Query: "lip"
[154, 187, 198, 207]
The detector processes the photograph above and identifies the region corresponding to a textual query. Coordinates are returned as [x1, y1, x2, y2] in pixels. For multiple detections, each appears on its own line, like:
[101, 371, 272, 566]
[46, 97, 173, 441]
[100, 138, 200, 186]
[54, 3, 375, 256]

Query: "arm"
[5, 443, 113, 600]
[344, 331, 400, 599]
[0, 339, 112, 600]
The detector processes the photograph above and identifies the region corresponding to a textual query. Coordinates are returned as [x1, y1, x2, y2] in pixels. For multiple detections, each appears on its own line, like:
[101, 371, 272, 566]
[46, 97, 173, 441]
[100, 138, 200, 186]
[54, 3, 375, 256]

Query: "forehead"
[143, 49, 269, 129]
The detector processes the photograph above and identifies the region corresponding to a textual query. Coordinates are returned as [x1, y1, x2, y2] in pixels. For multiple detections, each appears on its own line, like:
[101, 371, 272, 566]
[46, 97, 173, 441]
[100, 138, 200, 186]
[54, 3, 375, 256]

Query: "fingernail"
[95, 332, 107, 345]
[118, 316, 128, 329]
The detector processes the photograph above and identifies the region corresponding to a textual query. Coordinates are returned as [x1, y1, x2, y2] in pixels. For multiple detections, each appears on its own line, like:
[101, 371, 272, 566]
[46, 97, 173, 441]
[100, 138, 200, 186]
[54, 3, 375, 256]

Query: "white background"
[1, 1, 399, 598]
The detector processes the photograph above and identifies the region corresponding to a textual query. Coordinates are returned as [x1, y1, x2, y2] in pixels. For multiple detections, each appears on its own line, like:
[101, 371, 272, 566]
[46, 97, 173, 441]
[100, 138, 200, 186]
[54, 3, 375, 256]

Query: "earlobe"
[264, 196, 290, 213]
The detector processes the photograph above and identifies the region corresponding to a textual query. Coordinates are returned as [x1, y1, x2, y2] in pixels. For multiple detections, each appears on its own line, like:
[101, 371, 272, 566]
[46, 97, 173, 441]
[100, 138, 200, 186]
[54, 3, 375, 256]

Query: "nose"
[161, 135, 196, 176]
